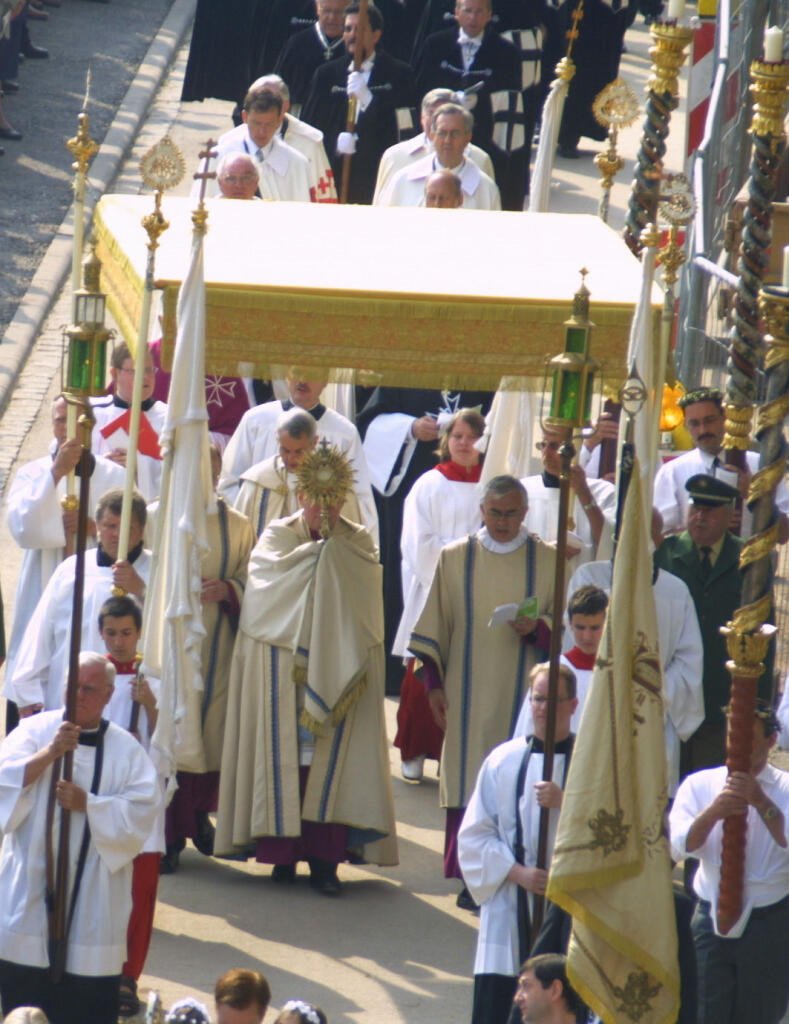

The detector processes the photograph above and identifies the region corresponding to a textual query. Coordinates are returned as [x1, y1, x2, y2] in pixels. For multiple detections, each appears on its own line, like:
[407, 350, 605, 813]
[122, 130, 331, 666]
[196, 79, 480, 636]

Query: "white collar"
[407, 132, 431, 155]
[458, 29, 484, 45]
[347, 53, 375, 73]
[477, 525, 530, 553]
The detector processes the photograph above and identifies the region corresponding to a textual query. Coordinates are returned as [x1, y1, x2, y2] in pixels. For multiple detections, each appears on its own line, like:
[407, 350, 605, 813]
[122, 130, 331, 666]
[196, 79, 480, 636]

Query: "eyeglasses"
[434, 129, 465, 140]
[530, 694, 571, 705]
[483, 508, 523, 520]
[221, 174, 257, 184]
[535, 440, 561, 452]
[118, 365, 156, 376]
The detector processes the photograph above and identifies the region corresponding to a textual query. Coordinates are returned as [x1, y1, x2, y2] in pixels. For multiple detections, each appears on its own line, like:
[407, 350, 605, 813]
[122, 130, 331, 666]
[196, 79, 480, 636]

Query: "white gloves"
[336, 131, 358, 155]
[347, 70, 372, 110]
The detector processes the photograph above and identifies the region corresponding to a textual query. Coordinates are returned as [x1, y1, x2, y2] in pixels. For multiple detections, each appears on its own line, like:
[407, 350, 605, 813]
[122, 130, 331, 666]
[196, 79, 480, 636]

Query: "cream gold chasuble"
[409, 532, 555, 809]
[215, 513, 397, 865]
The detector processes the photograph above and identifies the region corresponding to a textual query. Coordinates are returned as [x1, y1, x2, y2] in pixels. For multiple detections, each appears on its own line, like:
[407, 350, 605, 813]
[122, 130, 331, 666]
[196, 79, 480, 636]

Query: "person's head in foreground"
[4, 1009, 50, 1024]
[273, 999, 328, 1024]
[513, 954, 590, 1023]
[215, 968, 271, 1024]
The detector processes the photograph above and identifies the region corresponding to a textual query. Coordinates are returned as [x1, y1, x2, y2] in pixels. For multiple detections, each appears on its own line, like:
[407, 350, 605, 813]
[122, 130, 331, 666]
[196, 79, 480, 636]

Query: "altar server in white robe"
[0, 652, 160, 1024]
[459, 662, 578, 1024]
[91, 343, 168, 503]
[393, 408, 485, 782]
[561, 552, 704, 797]
[7, 490, 150, 716]
[219, 375, 377, 543]
[522, 425, 617, 571]
[5, 395, 124, 683]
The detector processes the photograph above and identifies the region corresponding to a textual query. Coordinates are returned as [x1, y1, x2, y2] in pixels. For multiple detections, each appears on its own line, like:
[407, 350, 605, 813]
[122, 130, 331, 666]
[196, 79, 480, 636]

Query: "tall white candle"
[782, 245, 789, 290]
[667, 0, 685, 19]
[765, 25, 784, 63]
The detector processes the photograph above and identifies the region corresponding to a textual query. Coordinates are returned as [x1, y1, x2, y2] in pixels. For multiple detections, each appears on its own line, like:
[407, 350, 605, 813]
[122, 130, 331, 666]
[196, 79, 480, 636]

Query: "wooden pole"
[339, 0, 370, 204]
[531, 429, 574, 940]
[48, 400, 94, 981]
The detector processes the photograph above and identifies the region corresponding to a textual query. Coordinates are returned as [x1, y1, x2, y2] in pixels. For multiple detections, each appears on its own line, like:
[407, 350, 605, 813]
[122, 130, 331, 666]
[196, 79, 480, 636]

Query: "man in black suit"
[414, 0, 527, 209]
[274, 0, 346, 111]
[301, 2, 417, 204]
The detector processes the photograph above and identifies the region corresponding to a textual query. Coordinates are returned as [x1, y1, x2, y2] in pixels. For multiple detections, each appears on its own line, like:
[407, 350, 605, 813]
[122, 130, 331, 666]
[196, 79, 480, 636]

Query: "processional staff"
[114, 138, 185, 586]
[47, 238, 113, 981]
[339, 0, 371, 204]
[531, 271, 599, 940]
[62, 72, 98, 558]
[717, 30, 789, 937]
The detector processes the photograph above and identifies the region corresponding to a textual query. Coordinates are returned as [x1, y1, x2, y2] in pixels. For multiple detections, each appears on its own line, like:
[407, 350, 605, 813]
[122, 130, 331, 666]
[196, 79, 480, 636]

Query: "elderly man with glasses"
[408, 475, 556, 910]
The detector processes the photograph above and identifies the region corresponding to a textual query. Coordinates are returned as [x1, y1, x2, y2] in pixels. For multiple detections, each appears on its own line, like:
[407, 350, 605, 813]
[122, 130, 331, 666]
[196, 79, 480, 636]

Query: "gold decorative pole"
[716, 281, 788, 936]
[63, 73, 99, 544]
[623, 14, 693, 256]
[723, 48, 789, 531]
[656, 172, 694, 455]
[592, 78, 639, 224]
[115, 137, 184, 580]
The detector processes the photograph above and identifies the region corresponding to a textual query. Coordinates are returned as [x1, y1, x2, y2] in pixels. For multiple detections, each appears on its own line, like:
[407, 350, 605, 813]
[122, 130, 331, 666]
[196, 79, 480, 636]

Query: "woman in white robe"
[393, 409, 485, 781]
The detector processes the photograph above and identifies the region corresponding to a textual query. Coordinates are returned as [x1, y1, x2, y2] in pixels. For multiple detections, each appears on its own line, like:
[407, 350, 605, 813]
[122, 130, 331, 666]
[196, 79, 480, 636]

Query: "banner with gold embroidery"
[546, 465, 680, 1024]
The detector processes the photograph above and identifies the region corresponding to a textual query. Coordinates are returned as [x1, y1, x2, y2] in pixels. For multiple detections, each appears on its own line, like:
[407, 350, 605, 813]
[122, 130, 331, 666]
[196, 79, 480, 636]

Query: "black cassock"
[274, 25, 345, 108]
[557, 0, 631, 152]
[357, 387, 493, 694]
[414, 27, 526, 210]
[301, 50, 416, 205]
[181, 0, 269, 103]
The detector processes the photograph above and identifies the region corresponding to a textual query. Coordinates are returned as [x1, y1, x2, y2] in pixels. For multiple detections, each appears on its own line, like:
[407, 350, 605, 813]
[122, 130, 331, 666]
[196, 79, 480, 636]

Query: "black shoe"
[0, 127, 22, 141]
[456, 886, 479, 912]
[159, 848, 180, 875]
[21, 42, 49, 59]
[557, 144, 581, 159]
[308, 858, 342, 895]
[271, 863, 297, 884]
[193, 811, 215, 856]
[1, 80, 19, 94]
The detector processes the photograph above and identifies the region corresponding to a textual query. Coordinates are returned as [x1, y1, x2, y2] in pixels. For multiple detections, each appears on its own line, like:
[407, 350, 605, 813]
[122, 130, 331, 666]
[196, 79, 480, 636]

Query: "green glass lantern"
[546, 269, 600, 430]
[63, 241, 112, 398]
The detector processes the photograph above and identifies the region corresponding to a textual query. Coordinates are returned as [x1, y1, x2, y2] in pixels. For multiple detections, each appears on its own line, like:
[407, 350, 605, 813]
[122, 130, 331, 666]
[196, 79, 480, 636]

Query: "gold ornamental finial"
[572, 268, 590, 319]
[296, 442, 355, 537]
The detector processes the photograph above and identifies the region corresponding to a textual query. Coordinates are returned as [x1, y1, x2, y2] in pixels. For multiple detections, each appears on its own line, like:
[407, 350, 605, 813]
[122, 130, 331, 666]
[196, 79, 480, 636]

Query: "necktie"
[699, 546, 712, 580]
[256, 147, 265, 162]
[462, 40, 477, 69]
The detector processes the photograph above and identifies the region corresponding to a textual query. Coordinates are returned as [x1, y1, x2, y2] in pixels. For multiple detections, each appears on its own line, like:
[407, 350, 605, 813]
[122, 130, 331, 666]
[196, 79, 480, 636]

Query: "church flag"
[529, 67, 571, 212]
[143, 204, 213, 787]
[546, 465, 680, 1024]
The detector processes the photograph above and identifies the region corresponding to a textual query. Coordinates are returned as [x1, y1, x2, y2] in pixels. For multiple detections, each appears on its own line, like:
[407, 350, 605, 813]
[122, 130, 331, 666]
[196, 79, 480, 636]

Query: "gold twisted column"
[715, 285, 789, 935]
[624, 19, 692, 256]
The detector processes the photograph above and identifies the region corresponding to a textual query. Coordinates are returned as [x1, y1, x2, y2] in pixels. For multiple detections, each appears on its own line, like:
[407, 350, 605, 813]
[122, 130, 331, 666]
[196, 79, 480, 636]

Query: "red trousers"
[122, 852, 160, 980]
[394, 659, 444, 761]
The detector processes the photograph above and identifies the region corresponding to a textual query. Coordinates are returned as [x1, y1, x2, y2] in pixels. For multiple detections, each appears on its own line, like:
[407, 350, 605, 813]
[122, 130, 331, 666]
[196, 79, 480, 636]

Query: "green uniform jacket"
[655, 531, 772, 727]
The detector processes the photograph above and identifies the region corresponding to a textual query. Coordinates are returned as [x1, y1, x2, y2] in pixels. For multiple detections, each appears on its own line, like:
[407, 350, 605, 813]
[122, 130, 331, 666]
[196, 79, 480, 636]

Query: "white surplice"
[0, 709, 160, 975]
[459, 736, 568, 976]
[6, 548, 152, 711]
[392, 468, 482, 657]
[5, 450, 125, 681]
[91, 399, 168, 502]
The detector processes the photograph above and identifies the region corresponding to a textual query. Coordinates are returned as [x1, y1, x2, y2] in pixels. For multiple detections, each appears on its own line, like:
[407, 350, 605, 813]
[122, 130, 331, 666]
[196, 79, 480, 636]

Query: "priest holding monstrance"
[215, 443, 398, 894]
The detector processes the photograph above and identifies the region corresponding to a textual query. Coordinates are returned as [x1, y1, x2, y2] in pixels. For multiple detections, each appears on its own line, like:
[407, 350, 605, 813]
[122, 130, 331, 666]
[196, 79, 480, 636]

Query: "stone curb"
[0, 0, 196, 420]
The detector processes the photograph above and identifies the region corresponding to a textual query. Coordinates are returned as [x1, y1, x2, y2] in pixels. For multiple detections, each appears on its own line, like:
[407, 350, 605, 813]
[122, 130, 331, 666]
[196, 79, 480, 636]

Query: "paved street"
[4, 9, 773, 1024]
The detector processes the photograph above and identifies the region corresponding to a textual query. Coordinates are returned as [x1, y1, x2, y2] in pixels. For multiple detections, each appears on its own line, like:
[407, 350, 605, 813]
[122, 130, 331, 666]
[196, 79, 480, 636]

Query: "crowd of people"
[0, 345, 787, 1024]
[0, 0, 788, 1021]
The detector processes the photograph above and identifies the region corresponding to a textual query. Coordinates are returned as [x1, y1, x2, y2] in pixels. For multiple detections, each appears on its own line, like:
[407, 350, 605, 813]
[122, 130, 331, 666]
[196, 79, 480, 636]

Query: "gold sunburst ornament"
[296, 441, 355, 537]
[139, 136, 186, 192]
[592, 77, 640, 131]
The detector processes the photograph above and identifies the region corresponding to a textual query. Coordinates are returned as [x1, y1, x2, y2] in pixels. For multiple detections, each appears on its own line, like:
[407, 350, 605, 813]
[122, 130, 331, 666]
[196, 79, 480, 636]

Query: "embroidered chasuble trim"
[459, 535, 477, 804]
[257, 489, 270, 537]
[270, 646, 284, 835]
[203, 499, 230, 720]
[300, 669, 369, 734]
[509, 537, 535, 734]
[318, 718, 346, 821]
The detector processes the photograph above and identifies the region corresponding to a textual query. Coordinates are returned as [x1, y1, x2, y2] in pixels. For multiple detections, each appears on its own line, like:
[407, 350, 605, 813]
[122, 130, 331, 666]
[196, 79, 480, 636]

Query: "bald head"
[217, 153, 259, 200]
[424, 169, 463, 208]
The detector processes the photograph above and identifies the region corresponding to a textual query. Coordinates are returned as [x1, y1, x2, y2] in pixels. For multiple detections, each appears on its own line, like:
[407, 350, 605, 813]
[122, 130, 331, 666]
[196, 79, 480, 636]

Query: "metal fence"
[675, 0, 787, 390]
